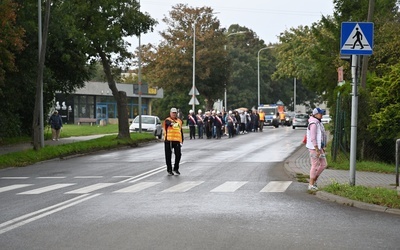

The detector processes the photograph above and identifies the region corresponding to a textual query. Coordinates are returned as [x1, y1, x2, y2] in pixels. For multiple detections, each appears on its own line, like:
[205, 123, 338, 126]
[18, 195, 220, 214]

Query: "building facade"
[54, 81, 163, 124]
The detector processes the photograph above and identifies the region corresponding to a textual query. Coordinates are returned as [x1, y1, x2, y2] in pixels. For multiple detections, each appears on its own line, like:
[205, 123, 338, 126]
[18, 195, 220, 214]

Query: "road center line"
[0, 193, 100, 235]
[0, 194, 96, 232]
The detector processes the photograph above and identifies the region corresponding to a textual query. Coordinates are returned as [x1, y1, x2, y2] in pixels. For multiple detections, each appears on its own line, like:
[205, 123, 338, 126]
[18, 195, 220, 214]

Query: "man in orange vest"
[258, 109, 265, 132]
[164, 107, 184, 176]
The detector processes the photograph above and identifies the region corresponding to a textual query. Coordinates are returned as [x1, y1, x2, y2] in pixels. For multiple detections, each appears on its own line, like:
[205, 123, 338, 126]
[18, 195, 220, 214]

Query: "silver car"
[292, 113, 309, 129]
[129, 115, 163, 139]
[321, 115, 332, 124]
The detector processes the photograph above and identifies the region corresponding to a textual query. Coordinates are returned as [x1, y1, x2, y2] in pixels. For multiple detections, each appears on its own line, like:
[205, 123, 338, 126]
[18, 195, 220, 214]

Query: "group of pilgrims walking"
[181, 108, 266, 140]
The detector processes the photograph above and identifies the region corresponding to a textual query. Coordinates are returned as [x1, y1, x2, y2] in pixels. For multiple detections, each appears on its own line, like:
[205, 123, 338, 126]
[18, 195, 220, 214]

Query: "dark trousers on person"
[189, 125, 196, 139]
[164, 141, 182, 172]
[215, 125, 222, 139]
[227, 123, 234, 138]
[197, 124, 204, 139]
[240, 123, 245, 134]
[259, 121, 264, 132]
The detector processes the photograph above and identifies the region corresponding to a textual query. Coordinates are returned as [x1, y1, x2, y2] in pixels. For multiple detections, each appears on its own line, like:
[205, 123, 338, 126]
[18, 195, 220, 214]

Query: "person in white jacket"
[306, 108, 327, 191]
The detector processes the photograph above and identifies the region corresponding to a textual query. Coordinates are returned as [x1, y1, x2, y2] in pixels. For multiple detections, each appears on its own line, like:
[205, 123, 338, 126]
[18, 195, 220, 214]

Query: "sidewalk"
[284, 145, 400, 215]
[285, 145, 397, 189]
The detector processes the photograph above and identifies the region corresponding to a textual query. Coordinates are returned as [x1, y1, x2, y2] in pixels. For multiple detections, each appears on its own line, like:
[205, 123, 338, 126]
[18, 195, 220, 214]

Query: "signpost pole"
[341, 22, 374, 186]
[349, 55, 359, 186]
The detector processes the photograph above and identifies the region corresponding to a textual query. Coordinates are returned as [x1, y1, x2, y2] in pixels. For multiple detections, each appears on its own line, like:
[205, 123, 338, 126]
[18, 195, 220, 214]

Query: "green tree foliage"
[0, 0, 25, 86]
[274, 25, 327, 108]
[143, 4, 227, 111]
[369, 64, 400, 143]
[0, 0, 25, 138]
[58, 0, 157, 139]
[1, 1, 94, 138]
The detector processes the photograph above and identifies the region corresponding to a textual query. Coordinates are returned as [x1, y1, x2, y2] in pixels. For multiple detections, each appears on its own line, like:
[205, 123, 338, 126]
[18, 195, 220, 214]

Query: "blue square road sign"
[340, 22, 374, 55]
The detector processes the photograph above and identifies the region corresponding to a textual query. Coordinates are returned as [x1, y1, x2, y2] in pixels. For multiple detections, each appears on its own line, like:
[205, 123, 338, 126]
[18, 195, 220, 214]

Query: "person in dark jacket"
[213, 111, 224, 139]
[196, 110, 204, 139]
[204, 111, 214, 139]
[187, 109, 197, 139]
[49, 111, 63, 141]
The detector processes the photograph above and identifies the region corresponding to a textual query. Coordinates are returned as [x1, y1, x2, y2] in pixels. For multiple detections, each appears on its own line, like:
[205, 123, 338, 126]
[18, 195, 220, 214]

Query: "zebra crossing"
[0, 179, 293, 195]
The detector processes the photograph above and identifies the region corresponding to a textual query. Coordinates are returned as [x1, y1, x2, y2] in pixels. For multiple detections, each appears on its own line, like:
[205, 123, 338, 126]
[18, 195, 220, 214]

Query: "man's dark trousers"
[164, 141, 182, 172]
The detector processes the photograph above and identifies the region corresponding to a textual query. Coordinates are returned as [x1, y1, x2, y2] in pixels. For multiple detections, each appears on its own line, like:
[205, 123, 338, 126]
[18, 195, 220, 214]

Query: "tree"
[143, 4, 227, 111]
[32, 0, 51, 149]
[0, 0, 25, 87]
[61, 0, 157, 139]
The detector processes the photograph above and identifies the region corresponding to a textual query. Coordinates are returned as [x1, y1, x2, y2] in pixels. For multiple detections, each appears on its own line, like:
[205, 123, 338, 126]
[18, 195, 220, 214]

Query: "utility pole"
[360, 0, 375, 89]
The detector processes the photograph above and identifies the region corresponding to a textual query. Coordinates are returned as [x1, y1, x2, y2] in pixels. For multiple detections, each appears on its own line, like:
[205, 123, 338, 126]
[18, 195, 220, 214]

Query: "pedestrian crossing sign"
[340, 22, 374, 55]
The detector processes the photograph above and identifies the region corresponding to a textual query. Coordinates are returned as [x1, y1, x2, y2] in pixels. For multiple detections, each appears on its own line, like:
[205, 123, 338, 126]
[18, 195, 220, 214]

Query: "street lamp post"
[257, 46, 274, 107]
[224, 31, 247, 111]
[192, 20, 196, 112]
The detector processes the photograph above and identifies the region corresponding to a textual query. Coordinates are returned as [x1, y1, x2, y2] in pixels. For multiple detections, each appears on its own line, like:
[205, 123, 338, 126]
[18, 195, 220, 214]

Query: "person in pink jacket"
[305, 108, 327, 191]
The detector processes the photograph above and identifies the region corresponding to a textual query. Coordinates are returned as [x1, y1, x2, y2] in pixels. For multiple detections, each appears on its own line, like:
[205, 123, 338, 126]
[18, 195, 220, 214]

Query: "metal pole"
[349, 55, 359, 186]
[293, 77, 296, 112]
[396, 139, 399, 187]
[257, 49, 260, 107]
[224, 87, 227, 112]
[192, 20, 196, 112]
[138, 0, 142, 132]
[38, 0, 44, 147]
[225, 31, 246, 111]
[257, 46, 274, 107]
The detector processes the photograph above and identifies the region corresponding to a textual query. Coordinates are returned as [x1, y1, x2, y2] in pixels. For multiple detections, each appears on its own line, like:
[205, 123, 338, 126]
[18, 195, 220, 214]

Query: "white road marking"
[210, 181, 248, 192]
[118, 166, 165, 183]
[74, 176, 103, 179]
[36, 177, 66, 179]
[17, 184, 76, 195]
[161, 181, 204, 193]
[0, 177, 29, 180]
[65, 183, 115, 194]
[260, 181, 292, 192]
[128, 169, 165, 183]
[0, 194, 100, 235]
[0, 184, 33, 193]
[114, 182, 160, 193]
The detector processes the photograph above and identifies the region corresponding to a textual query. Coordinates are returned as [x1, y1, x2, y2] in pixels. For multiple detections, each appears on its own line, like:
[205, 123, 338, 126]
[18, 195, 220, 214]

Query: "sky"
[130, 0, 335, 49]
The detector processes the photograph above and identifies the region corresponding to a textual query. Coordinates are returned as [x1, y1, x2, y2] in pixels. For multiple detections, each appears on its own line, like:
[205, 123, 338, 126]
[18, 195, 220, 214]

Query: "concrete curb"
[284, 145, 400, 216]
[316, 191, 400, 216]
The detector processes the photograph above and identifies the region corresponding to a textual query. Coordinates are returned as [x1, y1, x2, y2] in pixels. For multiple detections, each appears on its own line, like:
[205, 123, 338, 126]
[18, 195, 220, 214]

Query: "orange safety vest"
[164, 117, 183, 142]
[259, 112, 265, 121]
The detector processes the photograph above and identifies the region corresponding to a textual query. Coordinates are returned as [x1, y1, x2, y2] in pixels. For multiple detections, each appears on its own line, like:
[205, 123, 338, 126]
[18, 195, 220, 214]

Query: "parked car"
[283, 112, 294, 126]
[321, 115, 332, 124]
[129, 115, 163, 139]
[292, 113, 309, 129]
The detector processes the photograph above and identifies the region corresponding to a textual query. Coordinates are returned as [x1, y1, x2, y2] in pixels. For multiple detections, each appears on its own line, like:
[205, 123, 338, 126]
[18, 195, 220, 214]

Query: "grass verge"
[322, 182, 400, 209]
[0, 133, 155, 169]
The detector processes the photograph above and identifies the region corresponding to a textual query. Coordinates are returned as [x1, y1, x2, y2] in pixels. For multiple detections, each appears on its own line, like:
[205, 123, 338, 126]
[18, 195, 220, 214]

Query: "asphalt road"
[0, 127, 399, 250]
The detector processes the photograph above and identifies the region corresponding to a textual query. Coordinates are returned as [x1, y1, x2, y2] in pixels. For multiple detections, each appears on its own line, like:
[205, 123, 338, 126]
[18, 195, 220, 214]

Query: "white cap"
[312, 108, 323, 115]
[198, 109, 202, 113]
[189, 109, 194, 114]
[229, 110, 232, 114]
[170, 108, 177, 113]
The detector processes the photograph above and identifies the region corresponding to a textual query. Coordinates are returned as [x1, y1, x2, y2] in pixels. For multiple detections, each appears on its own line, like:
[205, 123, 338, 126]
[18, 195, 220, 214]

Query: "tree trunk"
[32, 0, 52, 150]
[97, 49, 131, 140]
[116, 91, 130, 139]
